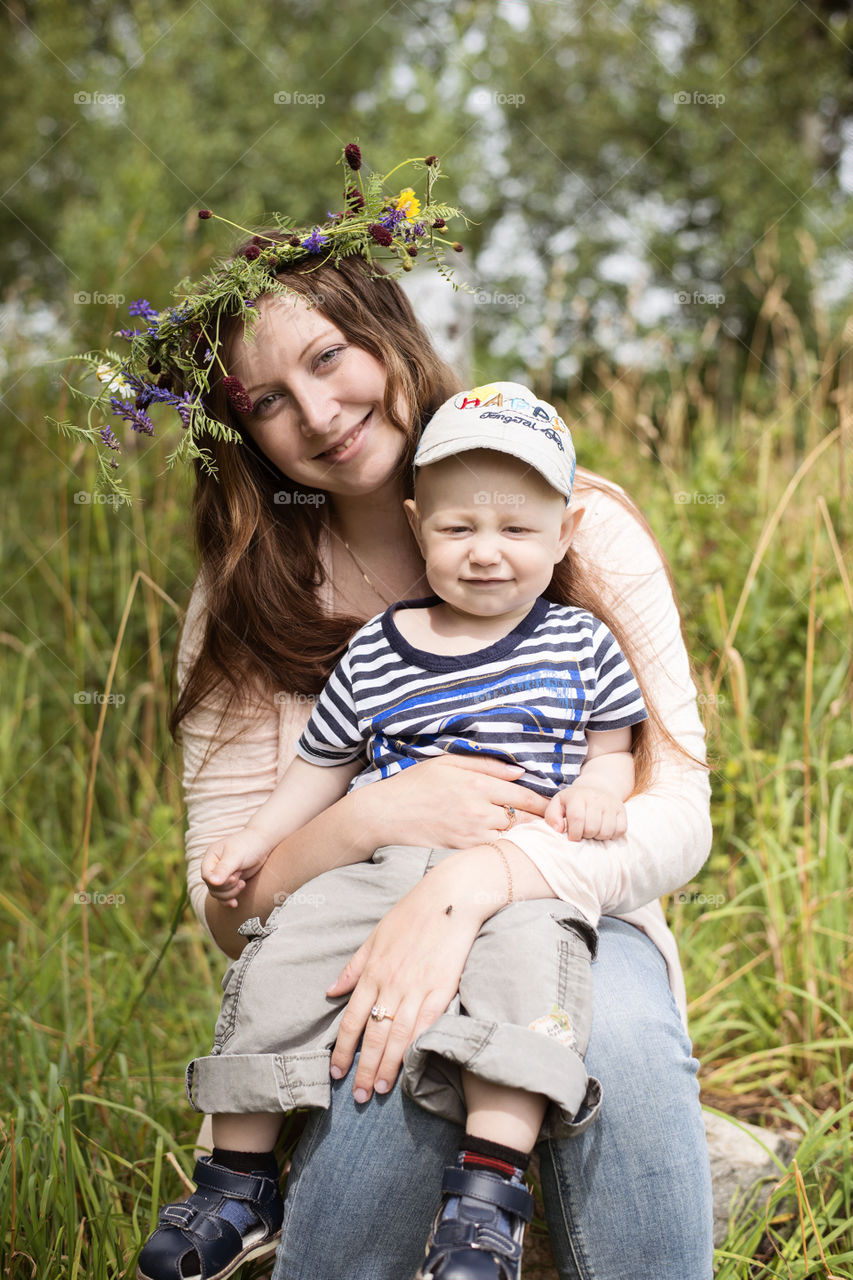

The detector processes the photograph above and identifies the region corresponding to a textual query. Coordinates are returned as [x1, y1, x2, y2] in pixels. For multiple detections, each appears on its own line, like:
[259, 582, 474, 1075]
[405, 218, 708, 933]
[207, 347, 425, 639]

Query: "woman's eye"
[316, 346, 344, 368]
[253, 393, 282, 415]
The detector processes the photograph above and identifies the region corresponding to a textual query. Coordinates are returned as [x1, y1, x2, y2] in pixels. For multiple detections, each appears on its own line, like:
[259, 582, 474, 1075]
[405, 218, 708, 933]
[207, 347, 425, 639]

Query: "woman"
[166, 241, 715, 1278]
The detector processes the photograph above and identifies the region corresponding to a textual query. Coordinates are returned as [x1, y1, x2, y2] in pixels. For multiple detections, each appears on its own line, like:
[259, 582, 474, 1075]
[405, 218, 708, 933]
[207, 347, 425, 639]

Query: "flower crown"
[50, 143, 468, 506]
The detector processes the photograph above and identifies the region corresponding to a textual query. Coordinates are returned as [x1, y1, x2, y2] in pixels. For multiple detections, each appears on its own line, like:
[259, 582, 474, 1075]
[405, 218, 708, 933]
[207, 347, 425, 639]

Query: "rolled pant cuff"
[402, 1014, 603, 1141]
[186, 1051, 332, 1115]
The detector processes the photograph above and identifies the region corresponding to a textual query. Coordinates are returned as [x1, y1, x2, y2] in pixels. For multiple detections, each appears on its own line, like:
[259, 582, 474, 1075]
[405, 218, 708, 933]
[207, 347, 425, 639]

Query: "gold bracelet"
[483, 840, 514, 905]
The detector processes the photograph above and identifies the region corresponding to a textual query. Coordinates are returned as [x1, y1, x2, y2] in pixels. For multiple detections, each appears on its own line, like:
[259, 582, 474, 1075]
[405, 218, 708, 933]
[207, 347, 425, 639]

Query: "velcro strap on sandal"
[440, 1166, 534, 1223]
[192, 1158, 268, 1203]
[433, 1219, 522, 1261]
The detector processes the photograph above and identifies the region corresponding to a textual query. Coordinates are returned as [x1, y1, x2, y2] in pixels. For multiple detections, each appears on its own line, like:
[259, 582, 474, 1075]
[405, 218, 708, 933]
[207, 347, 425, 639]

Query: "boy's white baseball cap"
[414, 381, 576, 502]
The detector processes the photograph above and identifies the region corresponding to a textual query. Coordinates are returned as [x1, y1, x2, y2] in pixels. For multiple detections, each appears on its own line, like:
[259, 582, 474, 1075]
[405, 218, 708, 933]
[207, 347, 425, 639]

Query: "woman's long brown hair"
[169, 246, 706, 795]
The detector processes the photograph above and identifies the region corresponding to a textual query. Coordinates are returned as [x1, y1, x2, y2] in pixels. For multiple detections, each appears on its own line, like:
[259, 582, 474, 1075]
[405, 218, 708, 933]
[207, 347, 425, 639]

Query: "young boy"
[137, 383, 648, 1280]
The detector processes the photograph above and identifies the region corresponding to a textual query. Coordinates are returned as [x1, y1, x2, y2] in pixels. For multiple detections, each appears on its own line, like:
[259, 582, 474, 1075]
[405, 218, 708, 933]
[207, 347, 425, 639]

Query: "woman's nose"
[295, 384, 337, 438]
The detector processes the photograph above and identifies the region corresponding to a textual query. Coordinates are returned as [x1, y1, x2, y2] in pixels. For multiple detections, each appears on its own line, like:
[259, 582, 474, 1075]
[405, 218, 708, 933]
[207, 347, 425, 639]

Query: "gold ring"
[502, 805, 517, 831]
[370, 1004, 393, 1022]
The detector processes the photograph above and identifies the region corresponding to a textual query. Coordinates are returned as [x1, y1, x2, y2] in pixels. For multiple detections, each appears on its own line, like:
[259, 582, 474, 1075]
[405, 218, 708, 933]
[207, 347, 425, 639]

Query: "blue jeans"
[271, 917, 714, 1280]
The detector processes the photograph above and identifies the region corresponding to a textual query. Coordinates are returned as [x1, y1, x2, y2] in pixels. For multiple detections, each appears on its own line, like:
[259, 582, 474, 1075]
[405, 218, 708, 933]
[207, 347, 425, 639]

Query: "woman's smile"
[313, 410, 372, 464]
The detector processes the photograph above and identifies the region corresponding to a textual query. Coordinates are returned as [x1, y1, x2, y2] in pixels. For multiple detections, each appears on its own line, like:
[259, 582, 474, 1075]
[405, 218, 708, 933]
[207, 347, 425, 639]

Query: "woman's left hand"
[325, 850, 489, 1102]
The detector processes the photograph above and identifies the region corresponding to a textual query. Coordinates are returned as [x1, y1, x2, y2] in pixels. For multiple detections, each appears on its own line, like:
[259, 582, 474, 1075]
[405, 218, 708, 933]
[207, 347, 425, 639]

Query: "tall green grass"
[1, 245, 851, 1276]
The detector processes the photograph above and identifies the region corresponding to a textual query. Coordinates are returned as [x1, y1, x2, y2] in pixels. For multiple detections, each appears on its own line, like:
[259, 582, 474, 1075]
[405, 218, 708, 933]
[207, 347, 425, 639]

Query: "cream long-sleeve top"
[177, 478, 712, 1028]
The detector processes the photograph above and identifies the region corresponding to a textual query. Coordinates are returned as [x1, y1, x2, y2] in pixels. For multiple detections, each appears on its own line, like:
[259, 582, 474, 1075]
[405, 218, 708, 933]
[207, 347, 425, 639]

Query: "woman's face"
[227, 292, 408, 496]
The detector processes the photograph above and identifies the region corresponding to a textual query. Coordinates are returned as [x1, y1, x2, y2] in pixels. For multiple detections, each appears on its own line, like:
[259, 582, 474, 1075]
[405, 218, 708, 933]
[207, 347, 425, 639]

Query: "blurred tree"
[451, 0, 853, 412]
[0, 0, 465, 346]
[2, 0, 851, 420]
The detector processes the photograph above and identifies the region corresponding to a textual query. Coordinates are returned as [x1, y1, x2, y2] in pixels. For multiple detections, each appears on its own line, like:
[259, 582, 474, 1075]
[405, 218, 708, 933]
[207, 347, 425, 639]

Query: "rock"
[703, 1109, 797, 1245]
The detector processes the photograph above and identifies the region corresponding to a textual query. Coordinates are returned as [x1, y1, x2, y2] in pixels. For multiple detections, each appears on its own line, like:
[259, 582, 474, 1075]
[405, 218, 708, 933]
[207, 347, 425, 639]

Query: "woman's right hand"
[358, 755, 548, 850]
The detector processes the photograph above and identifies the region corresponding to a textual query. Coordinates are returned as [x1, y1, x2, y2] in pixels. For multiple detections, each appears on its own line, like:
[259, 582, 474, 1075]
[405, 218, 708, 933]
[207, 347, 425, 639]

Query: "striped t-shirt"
[296, 596, 647, 798]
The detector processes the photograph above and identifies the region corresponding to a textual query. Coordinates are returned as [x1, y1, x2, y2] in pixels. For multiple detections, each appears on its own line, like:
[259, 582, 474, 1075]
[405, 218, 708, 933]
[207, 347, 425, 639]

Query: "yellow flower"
[395, 188, 421, 219]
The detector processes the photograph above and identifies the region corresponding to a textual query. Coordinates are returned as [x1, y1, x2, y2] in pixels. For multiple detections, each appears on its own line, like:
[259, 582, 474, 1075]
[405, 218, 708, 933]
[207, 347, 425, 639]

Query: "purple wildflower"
[302, 228, 330, 254]
[100, 425, 121, 451]
[128, 299, 158, 320]
[380, 208, 406, 231]
[117, 328, 141, 341]
[175, 393, 196, 428]
[110, 396, 155, 436]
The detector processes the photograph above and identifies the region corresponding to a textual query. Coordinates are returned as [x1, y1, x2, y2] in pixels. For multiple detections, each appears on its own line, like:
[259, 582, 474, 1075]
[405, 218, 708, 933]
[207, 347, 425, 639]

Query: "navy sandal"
[136, 1155, 283, 1280]
[416, 1161, 534, 1280]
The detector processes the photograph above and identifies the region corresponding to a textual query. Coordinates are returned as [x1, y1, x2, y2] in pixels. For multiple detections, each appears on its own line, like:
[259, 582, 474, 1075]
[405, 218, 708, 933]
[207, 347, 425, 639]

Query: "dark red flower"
[452, 242, 464, 252]
[346, 186, 365, 209]
[243, 244, 261, 261]
[424, 154, 438, 166]
[432, 218, 446, 229]
[198, 209, 212, 219]
[368, 224, 393, 247]
[407, 245, 418, 257]
[344, 143, 362, 170]
[223, 376, 254, 415]
[288, 235, 301, 247]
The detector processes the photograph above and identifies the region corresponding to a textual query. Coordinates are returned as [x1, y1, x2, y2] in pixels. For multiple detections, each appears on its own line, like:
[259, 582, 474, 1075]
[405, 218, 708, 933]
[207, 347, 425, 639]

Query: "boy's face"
[404, 449, 583, 618]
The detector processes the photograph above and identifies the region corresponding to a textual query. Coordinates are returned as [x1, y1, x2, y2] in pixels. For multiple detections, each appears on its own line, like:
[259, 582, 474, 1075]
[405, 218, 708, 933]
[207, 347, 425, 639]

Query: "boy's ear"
[403, 498, 423, 551]
[555, 504, 585, 561]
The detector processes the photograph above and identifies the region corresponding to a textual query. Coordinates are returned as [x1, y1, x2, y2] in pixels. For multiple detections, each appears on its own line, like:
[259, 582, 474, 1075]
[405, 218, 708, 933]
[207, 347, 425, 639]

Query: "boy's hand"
[202, 829, 273, 908]
[544, 784, 628, 842]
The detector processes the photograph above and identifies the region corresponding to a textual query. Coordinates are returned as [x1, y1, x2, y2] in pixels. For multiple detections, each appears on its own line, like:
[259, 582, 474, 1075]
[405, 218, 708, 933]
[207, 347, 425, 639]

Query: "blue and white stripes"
[296, 595, 647, 797]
